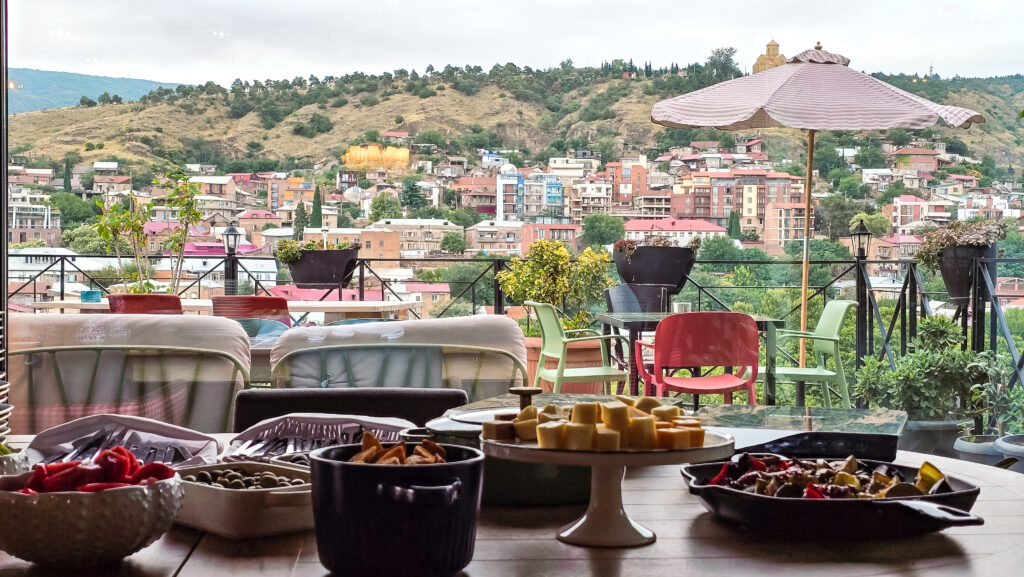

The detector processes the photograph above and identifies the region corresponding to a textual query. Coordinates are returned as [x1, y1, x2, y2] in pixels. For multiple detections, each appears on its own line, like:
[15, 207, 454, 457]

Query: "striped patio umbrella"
[651, 43, 983, 363]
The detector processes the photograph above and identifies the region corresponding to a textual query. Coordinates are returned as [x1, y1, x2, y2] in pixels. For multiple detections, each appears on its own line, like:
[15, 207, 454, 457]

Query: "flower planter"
[953, 434, 1004, 466]
[994, 434, 1024, 473]
[286, 248, 359, 290]
[524, 337, 609, 394]
[613, 246, 695, 295]
[939, 244, 997, 305]
[898, 418, 972, 458]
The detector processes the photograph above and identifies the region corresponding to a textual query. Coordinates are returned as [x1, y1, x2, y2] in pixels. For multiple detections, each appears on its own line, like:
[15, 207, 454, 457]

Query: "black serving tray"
[682, 457, 982, 539]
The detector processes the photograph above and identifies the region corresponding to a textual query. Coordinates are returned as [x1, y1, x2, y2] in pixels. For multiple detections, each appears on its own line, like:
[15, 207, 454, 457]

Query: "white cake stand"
[481, 432, 734, 547]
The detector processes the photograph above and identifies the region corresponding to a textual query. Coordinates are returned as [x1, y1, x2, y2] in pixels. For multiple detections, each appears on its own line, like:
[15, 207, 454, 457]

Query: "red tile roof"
[689, 141, 719, 148]
[883, 235, 924, 244]
[403, 283, 450, 293]
[238, 209, 279, 219]
[381, 131, 409, 138]
[624, 218, 726, 232]
[94, 175, 132, 184]
[895, 195, 926, 203]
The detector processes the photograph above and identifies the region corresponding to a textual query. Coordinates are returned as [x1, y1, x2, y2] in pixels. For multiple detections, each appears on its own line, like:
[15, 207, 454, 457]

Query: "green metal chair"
[525, 301, 629, 395]
[762, 300, 857, 409]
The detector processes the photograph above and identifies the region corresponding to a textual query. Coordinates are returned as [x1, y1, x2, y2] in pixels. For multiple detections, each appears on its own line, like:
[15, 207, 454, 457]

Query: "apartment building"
[189, 176, 241, 203]
[568, 178, 614, 225]
[370, 218, 463, 257]
[238, 209, 282, 239]
[521, 223, 582, 253]
[265, 176, 315, 211]
[763, 202, 814, 256]
[93, 175, 133, 194]
[891, 194, 954, 231]
[8, 201, 61, 246]
[297, 227, 401, 260]
[520, 173, 564, 221]
[467, 220, 524, 255]
[672, 169, 803, 234]
[623, 218, 726, 246]
[887, 148, 940, 172]
[495, 164, 523, 221]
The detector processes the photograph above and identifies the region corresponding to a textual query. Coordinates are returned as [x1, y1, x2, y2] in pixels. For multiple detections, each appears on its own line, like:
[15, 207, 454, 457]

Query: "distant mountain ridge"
[8, 68, 180, 114]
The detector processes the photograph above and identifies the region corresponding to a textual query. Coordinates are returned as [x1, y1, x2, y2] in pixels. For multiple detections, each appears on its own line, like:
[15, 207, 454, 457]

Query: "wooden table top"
[29, 299, 422, 314]
[1, 443, 1022, 575]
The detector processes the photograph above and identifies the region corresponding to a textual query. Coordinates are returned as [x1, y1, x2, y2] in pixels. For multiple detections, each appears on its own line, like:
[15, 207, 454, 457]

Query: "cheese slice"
[651, 405, 681, 422]
[482, 420, 516, 440]
[627, 415, 657, 449]
[672, 418, 702, 429]
[513, 418, 539, 440]
[634, 396, 662, 414]
[656, 428, 689, 450]
[600, 401, 631, 446]
[570, 402, 600, 425]
[654, 420, 673, 429]
[614, 395, 637, 407]
[682, 427, 705, 447]
[564, 423, 596, 450]
[536, 421, 567, 449]
[514, 405, 538, 422]
[538, 412, 567, 424]
[594, 427, 620, 451]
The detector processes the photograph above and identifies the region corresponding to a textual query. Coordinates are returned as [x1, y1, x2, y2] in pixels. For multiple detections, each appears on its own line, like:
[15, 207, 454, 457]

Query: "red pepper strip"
[111, 446, 140, 475]
[805, 484, 826, 499]
[709, 463, 732, 485]
[749, 458, 767, 472]
[42, 460, 81, 476]
[77, 482, 131, 492]
[25, 467, 47, 491]
[128, 462, 175, 485]
[95, 450, 131, 483]
[77, 462, 107, 486]
[18, 488, 37, 495]
[40, 465, 86, 493]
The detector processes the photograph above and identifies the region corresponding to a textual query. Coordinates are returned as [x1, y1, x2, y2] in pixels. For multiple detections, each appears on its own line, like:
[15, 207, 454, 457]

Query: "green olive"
[229, 479, 246, 489]
[196, 471, 212, 484]
[182, 475, 197, 483]
[259, 476, 280, 488]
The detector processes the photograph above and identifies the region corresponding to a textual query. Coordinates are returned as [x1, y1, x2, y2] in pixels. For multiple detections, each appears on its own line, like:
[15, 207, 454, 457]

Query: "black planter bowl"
[286, 248, 359, 289]
[682, 457, 982, 539]
[613, 246, 695, 295]
[939, 244, 997, 305]
[310, 443, 484, 577]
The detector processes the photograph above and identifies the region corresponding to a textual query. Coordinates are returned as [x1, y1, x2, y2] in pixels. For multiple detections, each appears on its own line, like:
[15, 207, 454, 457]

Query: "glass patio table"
[595, 312, 785, 402]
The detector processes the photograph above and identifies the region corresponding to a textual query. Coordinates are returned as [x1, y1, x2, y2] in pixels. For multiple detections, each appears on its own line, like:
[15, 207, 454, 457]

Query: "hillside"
[9, 68, 179, 114]
[8, 64, 1024, 175]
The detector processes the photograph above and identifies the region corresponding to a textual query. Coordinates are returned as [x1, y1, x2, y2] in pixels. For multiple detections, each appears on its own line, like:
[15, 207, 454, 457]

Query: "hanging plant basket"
[938, 244, 997, 305]
[286, 248, 360, 289]
[612, 246, 696, 295]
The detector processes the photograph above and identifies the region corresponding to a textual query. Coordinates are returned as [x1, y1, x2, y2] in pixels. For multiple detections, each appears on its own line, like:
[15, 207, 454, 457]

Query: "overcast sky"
[10, 0, 1022, 86]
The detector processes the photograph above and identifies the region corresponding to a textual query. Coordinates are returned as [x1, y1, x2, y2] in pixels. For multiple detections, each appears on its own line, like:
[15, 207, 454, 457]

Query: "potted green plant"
[917, 220, 1006, 305]
[955, 365, 1018, 465]
[984, 370, 1024, 472]
[855, 315, 999, 457]
[497, 240, 615, 392]
[612, 235, 700, 295]
[276, 238, 360, 289]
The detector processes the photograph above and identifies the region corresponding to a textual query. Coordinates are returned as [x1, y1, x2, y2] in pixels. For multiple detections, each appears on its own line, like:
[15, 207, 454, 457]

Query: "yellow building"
[753, 40, 786, 74]
[341, 144, 410, 169]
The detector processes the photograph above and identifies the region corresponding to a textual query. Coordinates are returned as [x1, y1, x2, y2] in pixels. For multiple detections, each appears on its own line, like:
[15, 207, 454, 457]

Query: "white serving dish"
[0, 450, 29, 476]
[0, 472, 182, 567]
[175, 461, 312, 538]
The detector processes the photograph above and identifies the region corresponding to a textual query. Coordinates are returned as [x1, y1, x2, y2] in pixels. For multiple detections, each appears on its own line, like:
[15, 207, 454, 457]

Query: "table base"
[556, 464, 655, 548]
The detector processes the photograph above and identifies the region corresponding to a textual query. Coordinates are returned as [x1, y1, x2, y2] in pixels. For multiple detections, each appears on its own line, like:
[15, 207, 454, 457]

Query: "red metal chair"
[107, 294, 183, 315]
[635, 312, 759, 404]
[211, 295, 292, 326]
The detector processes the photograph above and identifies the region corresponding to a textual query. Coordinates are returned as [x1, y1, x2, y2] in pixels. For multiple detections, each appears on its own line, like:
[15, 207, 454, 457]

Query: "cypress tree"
[310, 186, 323, 228]
[292, 202, 309, 240]
[727, 211, 742, 239]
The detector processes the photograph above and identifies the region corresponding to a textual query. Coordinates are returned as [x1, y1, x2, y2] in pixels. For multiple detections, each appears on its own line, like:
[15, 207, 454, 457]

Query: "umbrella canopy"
[651, 45, 983, 366]
[651, 47, 983, 131]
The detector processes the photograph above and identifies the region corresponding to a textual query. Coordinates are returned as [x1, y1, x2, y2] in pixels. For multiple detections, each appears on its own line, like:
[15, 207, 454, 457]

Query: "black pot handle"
[377, 478, 462, 506]
[878, 499, 984, 527]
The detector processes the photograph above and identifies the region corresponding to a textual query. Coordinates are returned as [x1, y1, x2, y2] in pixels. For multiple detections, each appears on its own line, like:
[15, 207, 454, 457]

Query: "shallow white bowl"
[0, 472, 183, 567]
[0, 451, 29, 476]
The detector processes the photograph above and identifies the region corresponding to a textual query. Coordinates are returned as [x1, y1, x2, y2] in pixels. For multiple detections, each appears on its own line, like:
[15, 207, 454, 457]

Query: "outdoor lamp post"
[221, 222, 241, 296]
[321, 223, 330, 249]
[851, 218, 871, 377]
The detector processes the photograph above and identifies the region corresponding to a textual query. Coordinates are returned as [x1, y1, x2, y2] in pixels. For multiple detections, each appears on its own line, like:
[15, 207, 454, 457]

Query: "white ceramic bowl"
[0, 451, 29, 476]
[0, 472, 183, 567]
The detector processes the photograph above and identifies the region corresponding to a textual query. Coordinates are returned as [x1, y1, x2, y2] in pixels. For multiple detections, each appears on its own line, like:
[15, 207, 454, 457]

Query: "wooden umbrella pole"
[799, 129, 816, 368]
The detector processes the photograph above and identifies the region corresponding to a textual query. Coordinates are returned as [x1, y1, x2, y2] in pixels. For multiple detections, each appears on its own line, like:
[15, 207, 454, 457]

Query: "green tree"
[82, 171, 96, 191]
[853, 146, 886, 168]
[727, 211, 742, 239]
[718, 132, 734, 149]
[47, 192, 100, 229]
[62, 157, 72, 193]
[446, 208, 482, 228]
[292, 201, 309, 240]
[357, 178, 373, 189]
[837, 174, 862, 197]
[812, 136, 845, 175]
[696, 235, 743, 272]
[401, 176, 426, 210]
[826, 168, 849, 189]
[97, 92, 111, 105]
[582, 213, 625, 246]
[440, 231, 467, 253]
[817, 194, 865, 241]
[310, 186, 323, 228]
[876, 181, 908, 205]
[888, 129, 912, 147]
[63, 223, 130, 255]
[849, 212, 889, 237]
[79, 96, 97, 107]
[368, 192, 402, 222]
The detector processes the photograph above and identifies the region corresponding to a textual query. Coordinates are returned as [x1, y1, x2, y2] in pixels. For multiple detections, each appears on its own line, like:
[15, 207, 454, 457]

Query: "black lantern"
[221, 223, 241, 295]
[851, 219, 871, 259]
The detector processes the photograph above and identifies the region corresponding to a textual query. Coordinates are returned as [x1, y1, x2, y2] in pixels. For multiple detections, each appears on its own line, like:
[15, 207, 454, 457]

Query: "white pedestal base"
[556, 465, 655, 548]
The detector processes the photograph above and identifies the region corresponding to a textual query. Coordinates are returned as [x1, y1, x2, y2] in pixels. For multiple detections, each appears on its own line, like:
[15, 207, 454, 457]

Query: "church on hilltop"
[753, 40, 786, 73]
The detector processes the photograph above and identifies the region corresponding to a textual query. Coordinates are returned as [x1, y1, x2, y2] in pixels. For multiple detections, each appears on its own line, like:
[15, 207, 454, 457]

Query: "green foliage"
[276, 238, 356, 265]
[727, 211, 741, 239]
[63, 224, 128, 255]
[917, 219, 1007, 273]
[292, 112, 333, 138]
[292, 202, 309, 239]
[853, 146, 886, 168]
[817, 193, 868, 241]
[855, 316, 1000, 421]
[359, 95, 380, 107]
[47, 192, 100, 229]
[440, 231, 467, 253]
[310, 187, 323, 228]
[445, 208, 483, 228]
[849, 212, 889, 237]
[368, 192, 402, 222]
[888, 129, 912, 147]
[582, 213, 625, 246]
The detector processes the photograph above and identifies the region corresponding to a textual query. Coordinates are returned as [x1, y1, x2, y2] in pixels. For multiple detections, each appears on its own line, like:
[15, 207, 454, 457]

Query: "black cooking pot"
[404, 411, 590, 506]
[310, 443, 484, 577]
